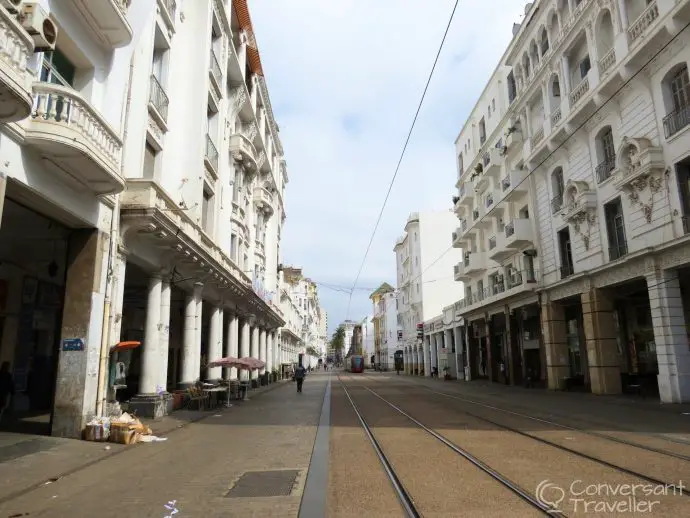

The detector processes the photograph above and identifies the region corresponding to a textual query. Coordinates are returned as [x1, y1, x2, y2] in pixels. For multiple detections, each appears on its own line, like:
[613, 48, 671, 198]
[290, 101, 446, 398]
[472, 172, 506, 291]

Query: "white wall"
[419, 211, 465, 321]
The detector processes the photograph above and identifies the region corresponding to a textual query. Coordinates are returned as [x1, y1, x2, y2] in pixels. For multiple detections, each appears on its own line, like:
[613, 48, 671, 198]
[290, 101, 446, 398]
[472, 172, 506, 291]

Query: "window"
[458, 152, 464, 173]
[479, 118, 486, 145]
[595, 126, 616, 183]
[558, 227, 574, 278]
[579, 56, 591, 80]
[605, 197, 627, 260]
[507, 72, 517, 104]
[231, 234, 238, 262]
[551, 168, 565, 214]
[233, 170, 243, 203]
[41, 49, 76, 87]
[492, 99, 496, 111]
[662, 65, 690, 138]
[201, 185, 214, 234]
[143, 142, 158, 179]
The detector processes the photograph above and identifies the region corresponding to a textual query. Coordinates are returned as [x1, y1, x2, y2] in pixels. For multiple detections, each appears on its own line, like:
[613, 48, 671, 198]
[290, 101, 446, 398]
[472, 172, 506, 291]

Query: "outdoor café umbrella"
[206, 356, 246, 406]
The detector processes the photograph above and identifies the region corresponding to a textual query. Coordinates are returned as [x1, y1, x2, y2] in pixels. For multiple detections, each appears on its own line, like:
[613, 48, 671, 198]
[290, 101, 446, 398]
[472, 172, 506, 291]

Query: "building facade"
[0, 0, 296, 438]
[370, 282, 402, 370]
[430, 0, 690, 403]
[278, 265, 326, 366]
[394, 211, 464, 376]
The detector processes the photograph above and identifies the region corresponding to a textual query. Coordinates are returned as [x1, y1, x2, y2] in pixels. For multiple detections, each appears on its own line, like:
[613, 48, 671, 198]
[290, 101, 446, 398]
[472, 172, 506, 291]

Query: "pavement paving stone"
[0, 377, 324, 518]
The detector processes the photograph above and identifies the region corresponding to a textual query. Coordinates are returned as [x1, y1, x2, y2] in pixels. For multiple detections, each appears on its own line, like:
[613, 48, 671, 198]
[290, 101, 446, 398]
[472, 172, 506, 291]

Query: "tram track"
[337, 374, 557, 517]
[370, 373, 690, 462]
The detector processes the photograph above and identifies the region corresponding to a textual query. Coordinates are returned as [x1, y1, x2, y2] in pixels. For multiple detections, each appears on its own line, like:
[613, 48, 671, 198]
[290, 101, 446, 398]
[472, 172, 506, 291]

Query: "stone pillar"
[582, 288, 622, 395]
[541, 294, 570, 390]
[250, 325, 259, 381]
[259, 328, 267, 376]
[225, 313, 239, 380]
[206, 306, 223, 382]
[179, 291, 197, 387]
[139, 275, 162, 395]
[430, 335, 438, 374]
[647, 269, 690, 403]
[504, 306, 515, 385]
[110, 253, 127, 346]
[266, 331, 273, 374]
[52, 230, 108, 438]
[194, 283, 203, 381]
[240, 319, 250, 381]
[616, 0, 629, 29]
[158, 277, 172, 392]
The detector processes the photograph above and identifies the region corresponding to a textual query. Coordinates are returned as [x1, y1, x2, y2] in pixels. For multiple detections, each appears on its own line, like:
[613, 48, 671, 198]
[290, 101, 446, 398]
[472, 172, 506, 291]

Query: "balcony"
[488, 219, 533, 262]
[0, 8, 34, 123]
[458, 269, 540, 314]
[662, 105, 690, 139]
[464, 251, 493, 276]
[229, 133, 259, 172]
[551, 193, 563, 215]
[25, 83, 124, 195]
[255, 240, 265, 258]
[204, 134, 219, 179]
[209, 48, 222, 97]
[68, 0, 133, 48]
[504, 128, 523, 155]
[253, 186, 274, 217]
[457, 182, 474, 207]
[148, 75, 169, 140]
[595, 155, 616, 184]
[483, 147, 504, 178]
[454, 261, 469, 282]
[500, 169, 529, 202]
[158, 0, 177, 34]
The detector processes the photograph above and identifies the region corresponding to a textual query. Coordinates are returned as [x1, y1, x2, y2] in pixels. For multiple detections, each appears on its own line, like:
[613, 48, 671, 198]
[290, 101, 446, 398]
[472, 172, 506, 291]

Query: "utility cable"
[345, 0, 461, 319]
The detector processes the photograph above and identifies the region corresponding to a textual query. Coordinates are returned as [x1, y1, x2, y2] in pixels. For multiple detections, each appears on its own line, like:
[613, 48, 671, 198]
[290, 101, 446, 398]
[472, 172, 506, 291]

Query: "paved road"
[1, 371, 689, 517]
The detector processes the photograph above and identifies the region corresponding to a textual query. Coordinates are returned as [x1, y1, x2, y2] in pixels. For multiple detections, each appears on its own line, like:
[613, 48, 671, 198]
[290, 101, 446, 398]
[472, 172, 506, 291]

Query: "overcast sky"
[251, 0, 529, 336]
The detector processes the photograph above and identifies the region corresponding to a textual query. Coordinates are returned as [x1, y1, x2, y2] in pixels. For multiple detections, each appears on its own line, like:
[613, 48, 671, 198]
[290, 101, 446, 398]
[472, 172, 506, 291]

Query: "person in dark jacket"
[294, 364, 306, 393]
[0, 362, 15, 422]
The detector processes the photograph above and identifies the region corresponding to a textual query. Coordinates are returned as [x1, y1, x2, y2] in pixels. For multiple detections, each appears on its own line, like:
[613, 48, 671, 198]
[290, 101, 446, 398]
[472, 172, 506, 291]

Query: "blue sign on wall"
[62, 338, 85, 351]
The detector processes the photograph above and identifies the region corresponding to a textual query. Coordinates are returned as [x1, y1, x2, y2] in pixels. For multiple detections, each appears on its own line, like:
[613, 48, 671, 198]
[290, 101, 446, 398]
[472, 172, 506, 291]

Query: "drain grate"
[226, 469, 300, 498]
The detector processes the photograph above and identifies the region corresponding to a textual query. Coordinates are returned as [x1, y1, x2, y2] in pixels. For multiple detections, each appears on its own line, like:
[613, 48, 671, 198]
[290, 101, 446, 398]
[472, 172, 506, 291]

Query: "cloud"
[250, 0, 529, 332]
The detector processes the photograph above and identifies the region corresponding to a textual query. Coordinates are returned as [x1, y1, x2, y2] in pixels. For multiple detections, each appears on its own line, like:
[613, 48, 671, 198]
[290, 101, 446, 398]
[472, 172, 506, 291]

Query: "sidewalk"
[0, 375, 328, 517]
[0, 380, 288, 507]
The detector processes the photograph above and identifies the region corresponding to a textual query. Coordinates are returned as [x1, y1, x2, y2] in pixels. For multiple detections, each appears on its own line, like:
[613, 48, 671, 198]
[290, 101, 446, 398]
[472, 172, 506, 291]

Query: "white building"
[435, 0, 690, 403]
[277, 265, 326, 369]
[361, 315, 375, 367]
[0, 0, 292, 438]
[394, 211, 464, 375]
[370, 283, 402, 370]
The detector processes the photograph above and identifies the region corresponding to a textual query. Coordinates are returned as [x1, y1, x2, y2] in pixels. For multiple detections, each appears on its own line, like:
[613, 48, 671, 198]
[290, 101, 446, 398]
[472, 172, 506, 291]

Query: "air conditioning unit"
[1, 0, 23, 15]
[19, 2, 57, 52]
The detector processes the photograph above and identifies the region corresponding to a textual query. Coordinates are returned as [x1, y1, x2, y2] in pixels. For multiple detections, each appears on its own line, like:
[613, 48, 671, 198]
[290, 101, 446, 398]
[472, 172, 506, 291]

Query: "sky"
[250, 0, 529, 336]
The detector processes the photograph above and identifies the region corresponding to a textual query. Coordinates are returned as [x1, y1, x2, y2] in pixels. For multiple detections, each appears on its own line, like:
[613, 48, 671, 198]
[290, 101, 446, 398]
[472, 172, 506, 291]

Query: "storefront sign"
[62, 338, 85, 351]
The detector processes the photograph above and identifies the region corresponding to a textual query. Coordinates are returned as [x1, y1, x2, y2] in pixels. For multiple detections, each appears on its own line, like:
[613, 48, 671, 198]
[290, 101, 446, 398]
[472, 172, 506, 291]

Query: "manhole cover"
[226, 469, 300, 498]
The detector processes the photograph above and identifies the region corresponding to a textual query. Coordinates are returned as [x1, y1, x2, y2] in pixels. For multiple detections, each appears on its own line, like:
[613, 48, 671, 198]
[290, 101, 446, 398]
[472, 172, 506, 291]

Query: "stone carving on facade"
[147, 115, 164, 142]
[229, 87, 247, 117]
[613, 136, 666, 224]
[256, 150, 267, 170]
[560, 179, 597, 250]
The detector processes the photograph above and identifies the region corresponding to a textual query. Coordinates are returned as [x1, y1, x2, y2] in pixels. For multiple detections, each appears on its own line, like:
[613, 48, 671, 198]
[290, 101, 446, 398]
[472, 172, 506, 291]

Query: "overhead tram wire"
[388, 18, 690, 300]
[345, 0, 462, 319]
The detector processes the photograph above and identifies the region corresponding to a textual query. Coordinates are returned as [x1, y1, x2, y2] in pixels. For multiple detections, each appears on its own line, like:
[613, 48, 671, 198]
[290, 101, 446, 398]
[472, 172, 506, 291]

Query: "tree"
[329, 325, 345, 358]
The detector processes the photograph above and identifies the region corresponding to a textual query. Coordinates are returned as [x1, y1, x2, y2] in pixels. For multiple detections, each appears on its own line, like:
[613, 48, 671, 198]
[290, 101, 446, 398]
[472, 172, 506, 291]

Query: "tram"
[345, 354, 365, 373]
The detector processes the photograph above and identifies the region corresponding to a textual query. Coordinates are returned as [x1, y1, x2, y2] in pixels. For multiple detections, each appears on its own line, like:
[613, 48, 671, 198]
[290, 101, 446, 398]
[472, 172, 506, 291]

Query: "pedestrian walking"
[0, 362, 15, 423]
[294, 363, 306, 393]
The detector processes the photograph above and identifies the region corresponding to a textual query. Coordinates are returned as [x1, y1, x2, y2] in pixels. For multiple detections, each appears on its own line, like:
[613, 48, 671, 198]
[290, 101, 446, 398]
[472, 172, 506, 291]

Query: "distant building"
[394, 211, 464, 374]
